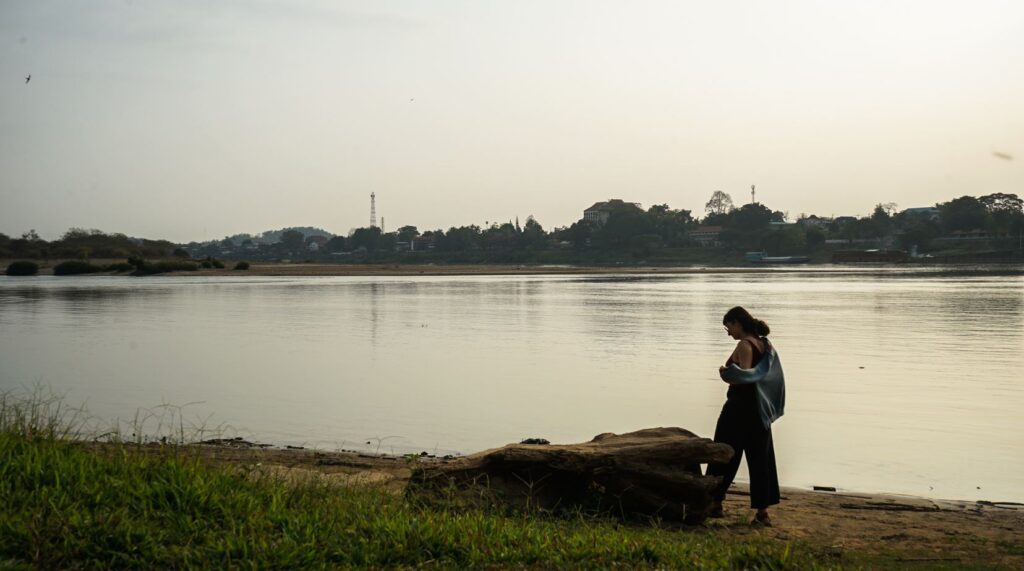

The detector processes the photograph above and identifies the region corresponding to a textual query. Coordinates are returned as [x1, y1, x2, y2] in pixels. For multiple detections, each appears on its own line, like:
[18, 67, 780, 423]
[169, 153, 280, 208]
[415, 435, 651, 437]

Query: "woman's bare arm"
[719, 341, 754, 382]
[731, 341, 753, 369]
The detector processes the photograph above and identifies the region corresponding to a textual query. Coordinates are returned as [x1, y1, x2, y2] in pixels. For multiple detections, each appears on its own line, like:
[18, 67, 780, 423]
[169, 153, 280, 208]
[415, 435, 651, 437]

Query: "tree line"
[4, 192, 1022, 263]
[0, 229, 177, 260]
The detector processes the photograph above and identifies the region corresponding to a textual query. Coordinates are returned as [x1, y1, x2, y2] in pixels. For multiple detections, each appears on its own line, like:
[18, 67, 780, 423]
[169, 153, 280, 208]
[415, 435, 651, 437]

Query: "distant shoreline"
[5, 260, 1024, 278]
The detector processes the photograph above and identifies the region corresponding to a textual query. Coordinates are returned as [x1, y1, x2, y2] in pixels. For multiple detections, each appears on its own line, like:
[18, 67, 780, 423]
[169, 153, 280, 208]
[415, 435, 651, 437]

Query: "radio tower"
[370, 192, 377, 228]
[751, 185, 757, 205]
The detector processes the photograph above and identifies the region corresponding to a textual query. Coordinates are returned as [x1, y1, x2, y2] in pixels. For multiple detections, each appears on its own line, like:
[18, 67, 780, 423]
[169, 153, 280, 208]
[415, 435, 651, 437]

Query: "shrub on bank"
[104, 262, 135, 272]
[234, 261, 250, 270]
[4, 261, 39, 276]
[127, 257, 199, 276]
[53, 261, 105, 276]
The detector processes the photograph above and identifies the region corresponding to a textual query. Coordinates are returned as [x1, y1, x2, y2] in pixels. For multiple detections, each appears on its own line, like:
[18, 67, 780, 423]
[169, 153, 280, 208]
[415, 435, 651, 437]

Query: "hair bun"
[755, 319, 771, 336]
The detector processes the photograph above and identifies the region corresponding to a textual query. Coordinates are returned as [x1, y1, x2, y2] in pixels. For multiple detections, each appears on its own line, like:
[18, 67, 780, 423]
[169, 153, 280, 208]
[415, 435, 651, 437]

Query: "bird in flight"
[992, 150, 1013, 161]
[25, 74, 31, 84]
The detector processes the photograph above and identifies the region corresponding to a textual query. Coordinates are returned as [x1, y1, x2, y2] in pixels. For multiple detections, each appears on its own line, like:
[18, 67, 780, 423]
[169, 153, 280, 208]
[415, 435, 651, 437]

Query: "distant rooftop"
[585, 199, 642, 212]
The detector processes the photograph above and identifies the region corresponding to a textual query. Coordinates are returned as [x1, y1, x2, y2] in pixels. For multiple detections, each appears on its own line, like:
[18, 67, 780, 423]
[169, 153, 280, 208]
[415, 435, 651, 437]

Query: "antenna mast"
[370, 192, 377, 228]
[751, 185, 756, 205]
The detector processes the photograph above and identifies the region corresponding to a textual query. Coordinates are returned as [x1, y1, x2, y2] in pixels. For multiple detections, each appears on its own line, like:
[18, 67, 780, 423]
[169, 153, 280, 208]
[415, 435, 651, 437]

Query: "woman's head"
[723, 306, 770, 338]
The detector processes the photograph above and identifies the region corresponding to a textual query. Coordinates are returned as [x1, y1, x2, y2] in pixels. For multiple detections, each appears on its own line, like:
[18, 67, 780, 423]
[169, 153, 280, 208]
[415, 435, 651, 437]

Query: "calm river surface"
[2, 268, 1022, 502]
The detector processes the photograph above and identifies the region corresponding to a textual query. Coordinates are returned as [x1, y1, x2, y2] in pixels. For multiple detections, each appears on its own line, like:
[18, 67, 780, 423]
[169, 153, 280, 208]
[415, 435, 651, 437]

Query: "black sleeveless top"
[725, 338, 766, 404]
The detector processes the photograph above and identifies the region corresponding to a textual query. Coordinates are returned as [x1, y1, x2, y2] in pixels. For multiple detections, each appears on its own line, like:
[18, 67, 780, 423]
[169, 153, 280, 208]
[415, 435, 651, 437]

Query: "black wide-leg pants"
[706, 399, 780, 509]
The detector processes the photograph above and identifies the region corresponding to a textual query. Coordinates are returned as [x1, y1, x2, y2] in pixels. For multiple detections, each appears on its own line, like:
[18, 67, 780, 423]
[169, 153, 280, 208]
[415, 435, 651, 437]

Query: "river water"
[1, 268, 1022, 502]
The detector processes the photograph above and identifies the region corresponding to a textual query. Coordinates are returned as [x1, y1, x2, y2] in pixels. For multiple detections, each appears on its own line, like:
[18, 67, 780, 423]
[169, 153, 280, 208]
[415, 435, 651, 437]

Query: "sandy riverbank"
[103, 439, 1024, 568]
[214, 262, 807, 277]
[10, 260, 1022, 278]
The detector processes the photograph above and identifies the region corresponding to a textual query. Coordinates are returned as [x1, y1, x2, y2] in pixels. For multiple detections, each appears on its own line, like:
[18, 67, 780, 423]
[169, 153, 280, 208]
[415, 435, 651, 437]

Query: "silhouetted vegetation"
[53, 261, 105, 276]
[105, 262, 135, 273]
[0, 229, 175, 260]
[4, 261, 38, 276]
[7, 192, 1023, 267]
[234, 261, 250, 270]
[127, 257, 198, 276]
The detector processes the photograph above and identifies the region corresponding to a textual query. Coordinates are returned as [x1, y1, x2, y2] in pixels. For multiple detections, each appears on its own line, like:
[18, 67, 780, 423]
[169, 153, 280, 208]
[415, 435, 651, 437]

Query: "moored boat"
[744, 251, 811, 264]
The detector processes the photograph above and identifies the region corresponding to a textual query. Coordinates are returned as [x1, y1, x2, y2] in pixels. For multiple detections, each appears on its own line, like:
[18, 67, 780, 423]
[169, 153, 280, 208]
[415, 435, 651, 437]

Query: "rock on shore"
[409, 427, 733, 523]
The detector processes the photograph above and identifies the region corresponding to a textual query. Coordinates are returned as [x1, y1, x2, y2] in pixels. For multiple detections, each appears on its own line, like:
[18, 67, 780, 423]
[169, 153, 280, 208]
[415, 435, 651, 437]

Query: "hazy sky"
[2, 0, 1022, 242]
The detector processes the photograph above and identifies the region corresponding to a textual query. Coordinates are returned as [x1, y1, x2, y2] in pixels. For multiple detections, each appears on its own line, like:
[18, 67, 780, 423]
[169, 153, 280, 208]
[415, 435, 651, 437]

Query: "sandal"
[750, 512, 773, 527]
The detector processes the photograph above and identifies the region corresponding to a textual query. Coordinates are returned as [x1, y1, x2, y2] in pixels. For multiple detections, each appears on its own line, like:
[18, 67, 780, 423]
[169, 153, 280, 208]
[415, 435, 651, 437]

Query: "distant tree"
[646, 204, 694, 246]
[978, 193, 1023, 213]
[705, 191, 734, 216]
[762, 225, 806, 254]
[870, 203, 897, 237]
[594, 208, 653, 249]
[9, 229, 46, 258]
[280, 230, 305, 252]
[979, 193, 1024, 236]
[349, 227, 382, 252]
[897, 218, 941, 251]
[731, 203, 775, 229]
[560, 220, 594, 250]
[379, 232, 398, 252]
[702, 212, 731, 226]
[877, 202, 899, 217]
[397, 225, 419, 243]
[718, 203, 776, 250]
[836, 217, 876, 241]
[938, 196, 989, 233]
[325, 236, 347, 252]
[482, 222, 518, 252]
[521, 216, 547, 250]
[172, 247, 190, 258]
[437, 225, 481, 251]
[805, 227, 826, 248]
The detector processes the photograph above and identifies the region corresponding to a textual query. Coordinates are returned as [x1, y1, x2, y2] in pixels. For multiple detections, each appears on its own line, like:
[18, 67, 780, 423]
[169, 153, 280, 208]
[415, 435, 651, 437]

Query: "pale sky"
[1, 0, 1022, 242]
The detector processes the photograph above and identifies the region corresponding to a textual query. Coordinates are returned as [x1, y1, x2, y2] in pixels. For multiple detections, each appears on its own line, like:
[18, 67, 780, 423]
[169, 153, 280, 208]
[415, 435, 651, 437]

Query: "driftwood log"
[409, 427, 733, 523]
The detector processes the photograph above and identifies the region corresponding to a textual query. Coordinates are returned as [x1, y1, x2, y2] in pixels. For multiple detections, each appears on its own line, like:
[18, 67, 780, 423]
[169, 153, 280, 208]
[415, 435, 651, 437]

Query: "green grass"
[0, 392, 834, 569]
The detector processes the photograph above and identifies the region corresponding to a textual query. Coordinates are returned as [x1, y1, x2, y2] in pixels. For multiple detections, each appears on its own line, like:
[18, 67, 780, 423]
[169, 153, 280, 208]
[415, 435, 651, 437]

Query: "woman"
[707, 306, 786, 526]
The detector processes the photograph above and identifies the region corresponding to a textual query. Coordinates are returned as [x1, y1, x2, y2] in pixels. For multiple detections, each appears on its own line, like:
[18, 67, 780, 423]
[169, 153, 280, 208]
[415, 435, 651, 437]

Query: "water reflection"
[1, 270, 1022, 502]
